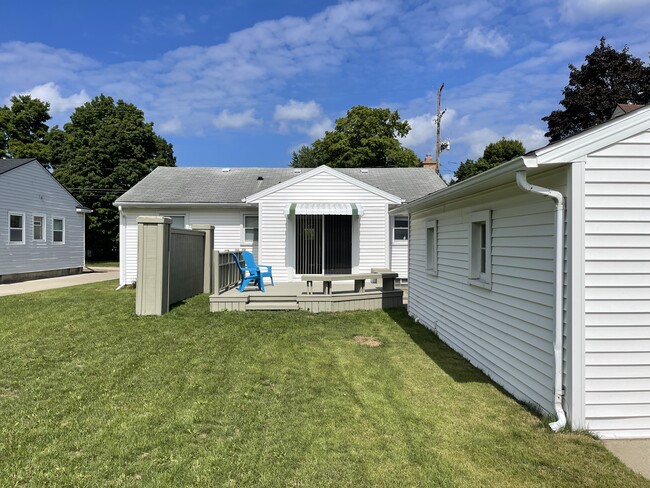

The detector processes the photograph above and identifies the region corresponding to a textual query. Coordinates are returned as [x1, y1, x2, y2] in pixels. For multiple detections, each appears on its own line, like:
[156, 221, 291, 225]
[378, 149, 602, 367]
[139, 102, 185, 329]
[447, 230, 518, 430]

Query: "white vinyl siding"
[408, 169, 566, 415]
[0, 161, 85, 276]
[583, 129, 650, 439]
[120, 207, 254, 285]
[253, 171, 392, 282]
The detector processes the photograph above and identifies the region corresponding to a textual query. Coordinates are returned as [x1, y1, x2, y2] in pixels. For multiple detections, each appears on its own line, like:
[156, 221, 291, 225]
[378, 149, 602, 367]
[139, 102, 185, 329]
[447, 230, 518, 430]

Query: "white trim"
[468, 209, 492, 288]
[52, 216, 65, 244]
[245, 165, 404, 204]
[568, 160, 586, 430]
[425, 219, 438, 275]
[242, 213, 259, 245]
[114, 202, 253, 208]
[158, 213, 187, 229]
[392, 214, 409, 244]
[32, 214, 46, 242]
[8, 211, 25, 245]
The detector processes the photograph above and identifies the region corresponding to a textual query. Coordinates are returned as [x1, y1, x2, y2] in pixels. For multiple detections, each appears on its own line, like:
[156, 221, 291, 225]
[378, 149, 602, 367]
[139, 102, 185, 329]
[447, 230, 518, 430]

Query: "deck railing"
[213, 250, 244, 295]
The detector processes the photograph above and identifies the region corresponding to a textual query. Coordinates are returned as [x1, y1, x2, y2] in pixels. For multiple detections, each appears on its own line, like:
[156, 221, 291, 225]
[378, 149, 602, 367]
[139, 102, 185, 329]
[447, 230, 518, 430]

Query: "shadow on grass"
[386, 307, 491, 385]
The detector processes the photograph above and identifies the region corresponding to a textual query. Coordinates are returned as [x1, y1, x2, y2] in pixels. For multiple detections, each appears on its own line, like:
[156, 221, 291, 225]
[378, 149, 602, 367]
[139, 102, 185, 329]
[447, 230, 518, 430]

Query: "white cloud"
[464, 27, 509, 56]
[560, 0, 649, 22]
[399, 113, 435, 149]
[274, 100, 323, 122]
[139, 14, 194, 36]
[508, 124, 548, 152]
[12, 82, 89, 114]
[213, 109, 261, 129]
[305, 118, 334, 139]
[457, 127, 499, 158]
[159, 116, 183, 135]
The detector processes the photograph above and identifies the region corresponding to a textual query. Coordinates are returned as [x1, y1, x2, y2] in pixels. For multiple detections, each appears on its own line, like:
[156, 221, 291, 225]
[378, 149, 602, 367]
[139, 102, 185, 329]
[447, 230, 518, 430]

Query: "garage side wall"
[584, 130, 650, 439]
[408, 169, 567, 415]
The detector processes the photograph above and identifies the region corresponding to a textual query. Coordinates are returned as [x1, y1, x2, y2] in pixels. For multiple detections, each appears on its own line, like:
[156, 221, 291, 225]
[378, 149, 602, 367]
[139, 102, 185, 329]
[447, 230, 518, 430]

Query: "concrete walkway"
[603, 439, 650, 479]
[0, 267, 119, 296]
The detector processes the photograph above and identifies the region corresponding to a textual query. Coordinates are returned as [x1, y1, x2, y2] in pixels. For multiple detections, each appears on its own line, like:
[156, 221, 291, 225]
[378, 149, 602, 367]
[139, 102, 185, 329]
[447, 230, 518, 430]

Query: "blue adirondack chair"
[242, 251, 274, 291]
[232, 252, 273, 292]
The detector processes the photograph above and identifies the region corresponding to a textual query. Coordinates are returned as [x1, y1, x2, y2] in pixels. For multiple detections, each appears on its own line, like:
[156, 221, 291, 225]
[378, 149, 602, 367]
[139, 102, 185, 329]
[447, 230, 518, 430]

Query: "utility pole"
[435, 83, 446, 174]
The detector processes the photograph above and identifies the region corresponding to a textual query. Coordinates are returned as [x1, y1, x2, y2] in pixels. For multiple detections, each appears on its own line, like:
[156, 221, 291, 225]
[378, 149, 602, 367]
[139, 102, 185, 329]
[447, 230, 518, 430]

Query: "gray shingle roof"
[115, 166, 447, 205]
[0, 158, 37, 175]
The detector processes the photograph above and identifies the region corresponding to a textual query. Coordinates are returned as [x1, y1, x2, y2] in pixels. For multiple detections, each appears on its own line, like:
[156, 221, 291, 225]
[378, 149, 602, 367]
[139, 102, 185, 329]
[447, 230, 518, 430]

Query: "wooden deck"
[210, 281, 404, 312]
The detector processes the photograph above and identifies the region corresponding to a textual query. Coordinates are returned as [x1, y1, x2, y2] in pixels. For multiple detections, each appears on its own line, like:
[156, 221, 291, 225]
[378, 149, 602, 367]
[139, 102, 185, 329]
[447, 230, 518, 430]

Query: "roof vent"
[222, 168, 231, 173]
[293, 169, 301, 174]
[257, 176, 264, 181]
[360, 169, 369, 173]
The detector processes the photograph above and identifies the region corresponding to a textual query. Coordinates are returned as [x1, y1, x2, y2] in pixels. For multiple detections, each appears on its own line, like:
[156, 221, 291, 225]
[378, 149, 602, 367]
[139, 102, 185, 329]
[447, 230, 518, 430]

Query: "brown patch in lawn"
[353, 335, 382, 347]
[0, 388, 18, 398]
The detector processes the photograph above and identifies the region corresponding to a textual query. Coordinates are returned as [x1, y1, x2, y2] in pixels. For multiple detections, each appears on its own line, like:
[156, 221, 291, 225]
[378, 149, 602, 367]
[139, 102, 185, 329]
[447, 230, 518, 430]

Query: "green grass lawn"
[86, 260, 119, 268]
[0, 281, 646, 487]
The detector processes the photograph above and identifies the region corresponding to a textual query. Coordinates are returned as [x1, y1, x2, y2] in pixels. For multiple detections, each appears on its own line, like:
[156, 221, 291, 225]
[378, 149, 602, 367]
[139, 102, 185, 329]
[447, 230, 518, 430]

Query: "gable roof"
[245, 166, 403, 203]
[115, 165, 447, 206]
[0, 158, 90, 211]
[0, 158, 37, 175]
[398, 103, 650, 214]
[611, 103, 644, 119]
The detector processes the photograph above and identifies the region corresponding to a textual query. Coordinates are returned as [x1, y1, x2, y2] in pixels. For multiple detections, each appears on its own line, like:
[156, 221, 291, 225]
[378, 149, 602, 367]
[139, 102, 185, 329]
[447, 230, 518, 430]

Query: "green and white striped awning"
[284, 203, 364, 216]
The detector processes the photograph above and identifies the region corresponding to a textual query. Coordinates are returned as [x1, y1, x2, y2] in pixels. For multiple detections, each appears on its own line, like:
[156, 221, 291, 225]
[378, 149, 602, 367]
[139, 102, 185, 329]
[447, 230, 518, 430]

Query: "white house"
[400, 105, 650, 439]
[0, 158, 91, 283]
[114, 165, 446, 287]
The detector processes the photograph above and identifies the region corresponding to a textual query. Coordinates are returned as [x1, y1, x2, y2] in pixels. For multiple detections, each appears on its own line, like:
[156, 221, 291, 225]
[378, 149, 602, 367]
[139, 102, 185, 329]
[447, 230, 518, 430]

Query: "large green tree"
[0, 95, 52, 166]
[290, 105, 421, 168]
[543, 38, 650, 142]
[453, 138, 525, 183]
[51, 95, 176, 259]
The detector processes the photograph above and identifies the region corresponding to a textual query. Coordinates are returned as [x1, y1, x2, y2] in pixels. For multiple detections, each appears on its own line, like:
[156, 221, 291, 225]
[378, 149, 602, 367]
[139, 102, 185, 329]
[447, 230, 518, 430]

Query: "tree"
[0, 95, 52, 166]
[543, 37, 650, 142]
[291, 105, 421, 168]
[50, 95, 175, 259]
[453, 138, 525, 183]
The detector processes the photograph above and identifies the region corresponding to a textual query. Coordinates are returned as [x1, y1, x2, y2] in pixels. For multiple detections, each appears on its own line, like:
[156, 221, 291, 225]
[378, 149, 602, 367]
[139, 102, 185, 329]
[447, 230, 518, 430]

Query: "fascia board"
[245, 165, 403, 204]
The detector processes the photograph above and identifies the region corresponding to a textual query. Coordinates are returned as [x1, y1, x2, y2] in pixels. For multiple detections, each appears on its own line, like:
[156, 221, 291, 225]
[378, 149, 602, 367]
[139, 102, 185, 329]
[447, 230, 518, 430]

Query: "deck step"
[247, 295, 298, 302]
[246, 301, 300, 311]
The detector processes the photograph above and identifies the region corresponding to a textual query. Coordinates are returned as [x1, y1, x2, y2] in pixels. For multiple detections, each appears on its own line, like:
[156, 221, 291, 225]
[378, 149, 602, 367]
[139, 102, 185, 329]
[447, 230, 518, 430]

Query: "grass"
[0, 281, 646, 487]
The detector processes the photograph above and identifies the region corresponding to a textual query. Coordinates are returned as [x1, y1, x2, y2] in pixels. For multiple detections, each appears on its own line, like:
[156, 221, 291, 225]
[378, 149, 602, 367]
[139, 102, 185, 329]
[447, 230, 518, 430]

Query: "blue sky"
[2, 0, 649, 179]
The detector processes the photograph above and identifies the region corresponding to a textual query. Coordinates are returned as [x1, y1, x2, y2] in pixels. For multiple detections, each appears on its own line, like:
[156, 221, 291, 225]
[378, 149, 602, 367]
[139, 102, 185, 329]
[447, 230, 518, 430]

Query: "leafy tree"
[51, 95, 175, 259]
[291, 105, 421, 168]
[0, 95, 52, 166]
[543, 37, 650, 142]
[453, 138, 525, 183]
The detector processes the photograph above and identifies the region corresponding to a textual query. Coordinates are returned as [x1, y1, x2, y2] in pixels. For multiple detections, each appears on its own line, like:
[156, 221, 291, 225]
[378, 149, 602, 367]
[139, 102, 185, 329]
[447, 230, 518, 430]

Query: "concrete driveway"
[0, 267, 119, 296]
[603, 439, 650, 479]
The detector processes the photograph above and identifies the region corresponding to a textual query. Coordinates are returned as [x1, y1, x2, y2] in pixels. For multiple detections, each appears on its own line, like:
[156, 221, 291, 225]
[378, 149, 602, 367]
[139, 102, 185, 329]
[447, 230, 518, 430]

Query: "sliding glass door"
[295, 215, 352, 275]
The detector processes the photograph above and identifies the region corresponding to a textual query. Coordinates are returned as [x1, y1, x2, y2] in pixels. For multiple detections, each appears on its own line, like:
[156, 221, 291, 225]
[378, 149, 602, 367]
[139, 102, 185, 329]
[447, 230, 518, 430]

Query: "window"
[243, 215, 258, 244]
[426, 220, 438, 274]
[469, 210, 491, 287]
[53, 218, 65, 243]
[167, 215, 186, 229]
[33, 215, 45, 241]
[9, 213, 24, 243]
[393, 215, 409, 241]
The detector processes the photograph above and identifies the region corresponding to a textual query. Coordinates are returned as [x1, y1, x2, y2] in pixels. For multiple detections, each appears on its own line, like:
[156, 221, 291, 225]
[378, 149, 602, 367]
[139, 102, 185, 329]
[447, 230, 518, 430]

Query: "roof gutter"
[113, 202, 254, 208]
[515, 170, 567, 432]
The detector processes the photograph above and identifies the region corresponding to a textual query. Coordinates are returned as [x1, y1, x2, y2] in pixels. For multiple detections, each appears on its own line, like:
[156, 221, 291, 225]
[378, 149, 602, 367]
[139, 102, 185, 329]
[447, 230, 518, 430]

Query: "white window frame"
[426, 219, 438, 275]
[33, 214, 46, 242]
[8, 212, 25, 244]
[393, 215, 409, 244]
[468, 210, 491, 289]
[52, 217, 65, 244]
[242, 214, 259, 245]
[159, 213, 187, 229]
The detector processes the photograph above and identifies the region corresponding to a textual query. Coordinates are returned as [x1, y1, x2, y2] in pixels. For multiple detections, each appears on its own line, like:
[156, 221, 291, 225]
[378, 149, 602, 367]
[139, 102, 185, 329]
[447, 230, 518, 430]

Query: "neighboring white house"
[400, 105, 650, 439]
[0, 158, 91, 283]
[114, 165, 446, 286]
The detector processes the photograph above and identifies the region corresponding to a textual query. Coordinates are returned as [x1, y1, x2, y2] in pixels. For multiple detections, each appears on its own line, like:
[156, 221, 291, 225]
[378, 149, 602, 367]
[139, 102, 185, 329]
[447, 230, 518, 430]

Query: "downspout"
[115, 205, 128, 291]
[515, 171, 567, 432]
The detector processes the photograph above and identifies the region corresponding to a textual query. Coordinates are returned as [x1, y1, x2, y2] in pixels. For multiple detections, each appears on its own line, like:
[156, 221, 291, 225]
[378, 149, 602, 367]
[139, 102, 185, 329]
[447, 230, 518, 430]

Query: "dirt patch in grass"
[0, 388, 18, 398]
[353, 335, 381, 347]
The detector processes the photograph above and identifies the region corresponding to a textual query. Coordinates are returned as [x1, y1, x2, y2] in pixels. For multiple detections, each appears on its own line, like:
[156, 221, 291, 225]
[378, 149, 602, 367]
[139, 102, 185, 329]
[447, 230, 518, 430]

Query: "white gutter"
[115, 205, 128, 291]
[515, 171, 567, 432]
